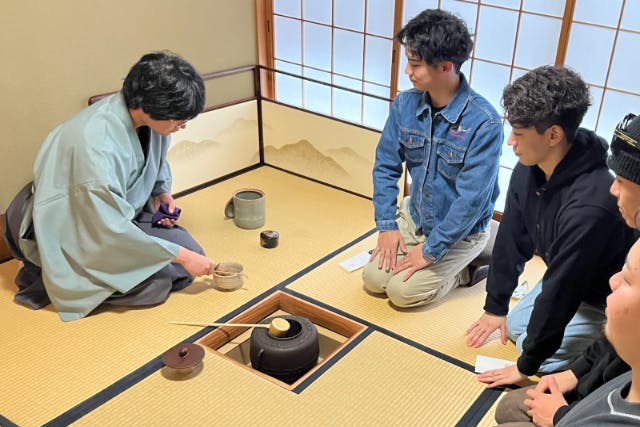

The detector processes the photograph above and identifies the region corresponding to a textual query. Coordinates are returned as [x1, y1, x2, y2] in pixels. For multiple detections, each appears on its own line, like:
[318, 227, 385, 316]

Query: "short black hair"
[502, 65, 590, 143]
[395, 9, 473, 73]
[122, 50, 205, 121]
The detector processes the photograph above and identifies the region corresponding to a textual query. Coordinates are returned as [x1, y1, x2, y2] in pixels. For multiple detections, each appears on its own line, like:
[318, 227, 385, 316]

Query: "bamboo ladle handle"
[169, 318, 291, 337]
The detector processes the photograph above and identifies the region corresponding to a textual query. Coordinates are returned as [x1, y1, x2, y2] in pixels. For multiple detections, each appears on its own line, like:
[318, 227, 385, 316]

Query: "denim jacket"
[372, 74, 503, 262]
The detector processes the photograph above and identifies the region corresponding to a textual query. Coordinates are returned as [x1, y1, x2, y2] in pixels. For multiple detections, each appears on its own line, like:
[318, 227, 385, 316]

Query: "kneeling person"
[362, 9, 502, 308]
[493, 112, 640, 426]
[466, 66, 635, 385]
[3, 51, 215, 321]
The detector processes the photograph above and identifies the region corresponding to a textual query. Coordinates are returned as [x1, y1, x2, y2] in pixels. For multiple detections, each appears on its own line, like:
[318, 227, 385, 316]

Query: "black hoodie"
[484, 128, 636, 376]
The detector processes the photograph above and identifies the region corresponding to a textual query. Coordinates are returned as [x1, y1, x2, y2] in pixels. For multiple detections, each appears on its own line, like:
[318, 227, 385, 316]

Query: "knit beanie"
[607, 113, 640, 185]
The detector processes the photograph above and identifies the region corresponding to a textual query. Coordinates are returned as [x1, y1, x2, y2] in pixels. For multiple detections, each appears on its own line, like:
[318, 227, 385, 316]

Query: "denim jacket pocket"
[399, 128, 426, 164]
[436, 142, 465, 181]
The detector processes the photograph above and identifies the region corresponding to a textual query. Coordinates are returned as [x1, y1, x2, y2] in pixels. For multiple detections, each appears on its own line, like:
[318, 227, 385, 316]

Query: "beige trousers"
[362, 198, 489, 308]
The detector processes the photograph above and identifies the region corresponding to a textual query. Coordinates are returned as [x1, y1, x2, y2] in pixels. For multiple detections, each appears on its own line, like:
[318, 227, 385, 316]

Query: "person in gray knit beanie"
[608, 113, 640, 228]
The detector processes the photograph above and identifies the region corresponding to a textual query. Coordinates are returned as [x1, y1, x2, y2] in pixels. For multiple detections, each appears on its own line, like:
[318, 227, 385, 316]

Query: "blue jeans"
[506, 280, 606, 374]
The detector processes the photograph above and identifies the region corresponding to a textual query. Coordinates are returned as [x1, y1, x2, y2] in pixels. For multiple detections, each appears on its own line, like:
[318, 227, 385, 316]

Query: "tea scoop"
[169, 317, 291, 337]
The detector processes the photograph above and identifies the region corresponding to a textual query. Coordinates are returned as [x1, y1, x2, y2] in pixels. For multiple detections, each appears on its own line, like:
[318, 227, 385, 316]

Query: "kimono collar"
[103, 92, 136, 131]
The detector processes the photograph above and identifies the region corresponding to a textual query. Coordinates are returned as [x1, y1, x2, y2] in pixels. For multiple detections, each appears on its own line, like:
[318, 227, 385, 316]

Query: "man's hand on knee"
[392, 243, 431, 281]
[525, 376, 568, 427]
[371, 230, 407, 272]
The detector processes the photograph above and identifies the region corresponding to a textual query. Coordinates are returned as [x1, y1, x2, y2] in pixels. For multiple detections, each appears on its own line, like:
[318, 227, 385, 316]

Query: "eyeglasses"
[613, 113, 638, 149]
[169, 119, 187, 131]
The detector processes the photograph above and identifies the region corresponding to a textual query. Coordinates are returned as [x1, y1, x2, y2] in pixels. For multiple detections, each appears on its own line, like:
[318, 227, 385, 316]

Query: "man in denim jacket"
[362, 9, 503, 308]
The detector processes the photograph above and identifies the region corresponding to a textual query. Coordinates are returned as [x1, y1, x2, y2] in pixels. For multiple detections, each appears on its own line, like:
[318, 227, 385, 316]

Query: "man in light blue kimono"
[3, 51, 215, 321]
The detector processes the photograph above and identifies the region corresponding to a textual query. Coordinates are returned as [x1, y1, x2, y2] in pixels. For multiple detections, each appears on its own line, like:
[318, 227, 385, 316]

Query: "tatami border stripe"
[292, 328, 374, 394]
[0, 414, 19, 427]
[198, 227, 378, 326]
[283, 291, 506, 425]
[284, 289, 504, 424]
[455, 388, 505, 427]
[38, 227, 378, 426]
[38, 222, 499, 426]
[42, 357, 165, 427]
[274, 228, 378, 289]
[284, 289, 476, 372]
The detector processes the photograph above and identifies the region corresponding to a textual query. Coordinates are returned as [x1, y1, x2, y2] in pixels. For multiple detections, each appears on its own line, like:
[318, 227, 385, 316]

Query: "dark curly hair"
[502, 65, 590, 143]
[122, 50, 205, 121]
[395, 9, 473, 73]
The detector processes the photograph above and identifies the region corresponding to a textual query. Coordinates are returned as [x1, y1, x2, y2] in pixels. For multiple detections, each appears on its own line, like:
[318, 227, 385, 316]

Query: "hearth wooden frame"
[197, 290, 367, 390]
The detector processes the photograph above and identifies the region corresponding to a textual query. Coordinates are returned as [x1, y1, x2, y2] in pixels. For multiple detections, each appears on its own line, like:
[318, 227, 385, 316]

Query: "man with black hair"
[362, 9, 503, 308]
[466, 66, 635, 386]
[493, 112, 640, 426]
[3, 51, 215, 321]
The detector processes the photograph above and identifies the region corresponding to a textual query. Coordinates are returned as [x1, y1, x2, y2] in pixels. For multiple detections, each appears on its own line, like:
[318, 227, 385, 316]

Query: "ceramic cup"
[213, 261, 245, 291]
[224, 188, 265, 229]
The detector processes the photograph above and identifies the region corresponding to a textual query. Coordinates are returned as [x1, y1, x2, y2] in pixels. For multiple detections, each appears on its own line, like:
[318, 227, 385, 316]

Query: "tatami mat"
[288, 233, 546, 368]
[0, 166, 546, 426]
[0, 167, 374, 426]
[173, 166, 376, 306]
[73, 331, 489, 426]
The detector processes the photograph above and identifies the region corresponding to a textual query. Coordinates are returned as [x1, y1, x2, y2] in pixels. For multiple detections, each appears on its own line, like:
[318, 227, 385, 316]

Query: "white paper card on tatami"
[474, 355, 516, 373]
[339, 251, 371, 272]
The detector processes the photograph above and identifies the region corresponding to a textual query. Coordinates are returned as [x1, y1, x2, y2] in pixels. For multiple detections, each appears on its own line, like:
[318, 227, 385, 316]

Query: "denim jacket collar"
[415, 73, 471, 125]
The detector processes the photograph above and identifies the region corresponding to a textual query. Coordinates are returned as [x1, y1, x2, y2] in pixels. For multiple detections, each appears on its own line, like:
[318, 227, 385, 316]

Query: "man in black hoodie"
[465, 66, 635, 387]
[493, 112, 640, 426]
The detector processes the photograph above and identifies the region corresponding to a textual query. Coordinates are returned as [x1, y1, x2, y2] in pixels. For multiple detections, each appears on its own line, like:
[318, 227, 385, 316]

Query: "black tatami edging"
[284, 288, 477, 372]
[42, 357, 166, 427]
[36, 227, 378, 426]
[455, 388, 505, 427]
[292, 328, 375, 394]
[282, 289, 503, 425]
[191, 226, 379, 327]
[35, 224, 497, 426]
[0, 414, 19, 427]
